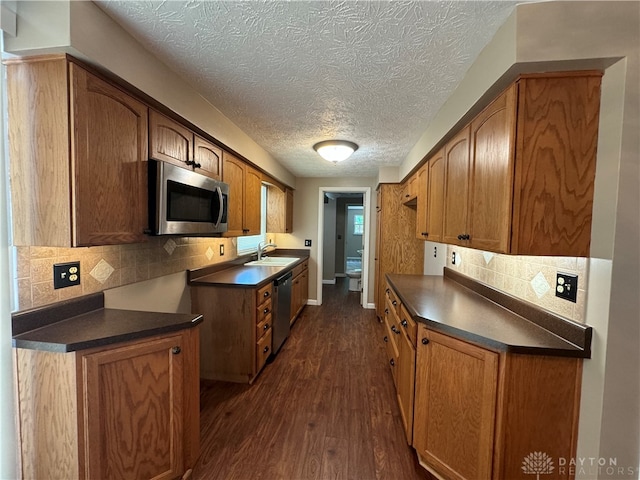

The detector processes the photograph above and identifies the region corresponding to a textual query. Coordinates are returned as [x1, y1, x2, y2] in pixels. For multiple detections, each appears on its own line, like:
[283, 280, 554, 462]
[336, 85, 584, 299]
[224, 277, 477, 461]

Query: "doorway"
[316, 187, 371, 307]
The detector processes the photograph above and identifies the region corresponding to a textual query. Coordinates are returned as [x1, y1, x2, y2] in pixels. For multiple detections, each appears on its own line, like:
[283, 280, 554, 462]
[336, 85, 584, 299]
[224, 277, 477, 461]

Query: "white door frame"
[316, 187, 371, 307]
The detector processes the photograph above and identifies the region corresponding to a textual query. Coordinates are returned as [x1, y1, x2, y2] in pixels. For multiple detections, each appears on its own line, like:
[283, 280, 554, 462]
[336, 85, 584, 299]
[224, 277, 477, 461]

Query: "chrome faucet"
[257, 241, 277, 260]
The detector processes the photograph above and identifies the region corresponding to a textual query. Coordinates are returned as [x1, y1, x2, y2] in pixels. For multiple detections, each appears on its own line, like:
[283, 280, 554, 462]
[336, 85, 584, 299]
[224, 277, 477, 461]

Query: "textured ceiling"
[95, 1, 519, 178]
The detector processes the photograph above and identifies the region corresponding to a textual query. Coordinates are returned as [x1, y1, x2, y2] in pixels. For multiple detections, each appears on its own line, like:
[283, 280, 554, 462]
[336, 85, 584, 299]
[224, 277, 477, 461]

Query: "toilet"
[346, 269, 362, 292]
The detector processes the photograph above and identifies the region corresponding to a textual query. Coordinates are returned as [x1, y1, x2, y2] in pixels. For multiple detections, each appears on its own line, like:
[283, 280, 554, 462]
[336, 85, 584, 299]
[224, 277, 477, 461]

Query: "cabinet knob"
[264, 308, 270, 314]
[172, 346, 181, 355]
[390, 358, 395, 367]
[264, 323, 269, 330]
[401, 320, 408, 327]
[457, 234, 464, 240]
[185, 160, 195, 166]
[458, 234, 470, 240]
[263, 346, 270, 353]
[264, 291, 270, 297]
[391, 325, 400, 334]
[422, 232, 429, 237]
[194, 162, 201, 169]
[384, 308, 389, 315]
[383, 336, 388, 343]
[405, 194, 410, 198]
[392, 300, 397, 306]
[421, 338, 429, 345]
[385, 288, 390, 294]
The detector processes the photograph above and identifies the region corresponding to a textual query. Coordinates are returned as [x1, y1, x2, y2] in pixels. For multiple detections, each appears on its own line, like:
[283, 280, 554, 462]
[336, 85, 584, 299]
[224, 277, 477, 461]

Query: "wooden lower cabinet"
[413, 325, 582, 480]
[15, 328, 200, 480]
[192, 282, 273, 383]
[291, 259, 309, 325]
[382, 283, 416, 444]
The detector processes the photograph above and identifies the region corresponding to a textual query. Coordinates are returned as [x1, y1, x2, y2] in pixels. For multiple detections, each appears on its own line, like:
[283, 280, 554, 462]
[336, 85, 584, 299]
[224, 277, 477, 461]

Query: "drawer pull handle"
[264, 291, 270, 297]
[384, 308, 389, 315]
[172, 346, 181, 355]
[263, 346, 270, 354]
[390, 358, 395, 367]
[422, 338, 430, 345]
[391, 325, 400, 334]
[392, 300, 397, 306]
[264, 308, 270, 314]
[401, 320, 408, 327]
[264, 324, 269, 330]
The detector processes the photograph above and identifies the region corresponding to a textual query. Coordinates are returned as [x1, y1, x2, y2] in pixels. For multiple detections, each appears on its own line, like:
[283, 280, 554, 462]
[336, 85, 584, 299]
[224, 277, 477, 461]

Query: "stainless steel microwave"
[148, 159, 229, 236]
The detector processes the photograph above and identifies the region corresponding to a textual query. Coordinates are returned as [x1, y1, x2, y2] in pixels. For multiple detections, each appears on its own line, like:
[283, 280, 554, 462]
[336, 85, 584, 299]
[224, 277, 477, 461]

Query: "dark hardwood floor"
[192, 278, 430, 480]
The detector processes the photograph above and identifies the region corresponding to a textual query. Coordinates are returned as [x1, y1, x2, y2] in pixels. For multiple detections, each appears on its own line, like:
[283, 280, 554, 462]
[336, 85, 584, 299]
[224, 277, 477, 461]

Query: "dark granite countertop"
[386, 269, 591, 358]
[12, 292, 203, 353]
[188, 250, 309, 288]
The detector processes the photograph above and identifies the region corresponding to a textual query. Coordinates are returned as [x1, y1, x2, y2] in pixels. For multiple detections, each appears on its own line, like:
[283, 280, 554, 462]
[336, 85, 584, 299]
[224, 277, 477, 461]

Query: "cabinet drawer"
[399, 304, 417, 346]
[291, 260, 308, 278]
[256, 314, 272, 340]
[386, 285, 401, 315]
[256, 328, 273, 372]
[256, 298, 272, 323]
[256, 283, 273, 304]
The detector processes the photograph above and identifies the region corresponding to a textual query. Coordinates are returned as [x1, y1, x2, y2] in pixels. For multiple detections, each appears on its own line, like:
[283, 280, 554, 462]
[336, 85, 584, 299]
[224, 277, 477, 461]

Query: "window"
[353, 214, 364, 235]
[236, 185, 267, 254]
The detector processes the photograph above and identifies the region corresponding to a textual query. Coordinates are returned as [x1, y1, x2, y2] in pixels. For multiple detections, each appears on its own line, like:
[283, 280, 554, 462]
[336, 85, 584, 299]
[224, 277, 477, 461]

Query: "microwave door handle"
[214, 186, 224, 227]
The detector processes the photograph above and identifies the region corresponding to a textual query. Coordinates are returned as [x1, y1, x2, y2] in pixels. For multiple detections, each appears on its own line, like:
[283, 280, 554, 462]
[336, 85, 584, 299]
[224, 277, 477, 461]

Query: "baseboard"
[365, 302, 375, 309]
[306, 299, 319, 306]
[322, 279, 336, 285]
[335, 273, 346, 278]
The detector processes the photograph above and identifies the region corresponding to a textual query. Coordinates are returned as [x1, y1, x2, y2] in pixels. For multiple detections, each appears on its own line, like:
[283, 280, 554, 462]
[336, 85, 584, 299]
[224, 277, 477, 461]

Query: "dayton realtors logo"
[522, 452, 555, 480]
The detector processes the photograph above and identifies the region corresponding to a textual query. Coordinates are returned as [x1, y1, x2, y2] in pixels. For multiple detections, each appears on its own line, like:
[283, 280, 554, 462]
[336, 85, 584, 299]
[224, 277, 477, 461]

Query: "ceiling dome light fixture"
[313, 140, 359, 163]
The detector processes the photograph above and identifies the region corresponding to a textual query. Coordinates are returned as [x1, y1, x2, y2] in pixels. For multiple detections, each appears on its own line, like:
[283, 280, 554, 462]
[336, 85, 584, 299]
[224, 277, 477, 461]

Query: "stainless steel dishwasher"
[272, 270, 292, 355]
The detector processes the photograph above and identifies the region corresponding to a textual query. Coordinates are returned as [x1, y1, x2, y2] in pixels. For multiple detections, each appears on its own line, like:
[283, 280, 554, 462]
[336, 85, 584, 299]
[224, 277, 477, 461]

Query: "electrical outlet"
[305, 239, 312, 247]
[555, 272, 578, 303]
[53, 261, 81, 289]
[434, 246, 437, 258]
[219, 244, 224, 256]
[451, 251, 457, 265]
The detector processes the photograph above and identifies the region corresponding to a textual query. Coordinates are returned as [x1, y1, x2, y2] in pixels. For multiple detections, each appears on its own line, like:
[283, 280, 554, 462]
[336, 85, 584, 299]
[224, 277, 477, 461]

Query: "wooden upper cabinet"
[266, 185, 294, 234]
[193, 135, 223, 180]
[426, 149, 445, 243]
[415, 165, 429, 240]
[222, 152, 262, 236]
[150, 111, 223, 180]
[402, 173, 418, 205]
[7, 55, 148, 246]
[439, 72, 601, 256]
[467, 84, 517, 253]
[244, 165, 262, 235]
[442, 126, 471, 246]
[149, 109, 192, 167]
[511, 73, 601, 256]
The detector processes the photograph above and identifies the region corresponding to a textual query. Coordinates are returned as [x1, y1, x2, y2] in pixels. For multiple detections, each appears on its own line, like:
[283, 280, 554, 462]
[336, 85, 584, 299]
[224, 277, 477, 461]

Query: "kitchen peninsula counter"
[386, 268, 592, 358]
[12, 292, 202, 352]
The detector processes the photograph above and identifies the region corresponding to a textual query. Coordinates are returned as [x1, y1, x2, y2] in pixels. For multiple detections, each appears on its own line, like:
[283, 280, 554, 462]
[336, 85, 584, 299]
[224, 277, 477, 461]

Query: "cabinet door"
[415, 165, 429, 239]
[396, 328, 415, 445]
[71, 64, 148, 246]
[426, 149, 445, 243]
[193, 135, 223, 180]
[442, 126, 471, 246]
[149, 110, 192, 167]
[413, 327, 498, 480]
[82, 334, 185, 480]
[244, 165, 263, 235]
[222, 152, 246, 236]
[468, 85, 516, 253]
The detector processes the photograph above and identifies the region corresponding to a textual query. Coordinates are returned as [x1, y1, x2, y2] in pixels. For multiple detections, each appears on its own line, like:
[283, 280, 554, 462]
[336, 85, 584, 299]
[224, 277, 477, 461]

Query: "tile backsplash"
[446, 245, 588, 322]
[14, 237, 238, 311]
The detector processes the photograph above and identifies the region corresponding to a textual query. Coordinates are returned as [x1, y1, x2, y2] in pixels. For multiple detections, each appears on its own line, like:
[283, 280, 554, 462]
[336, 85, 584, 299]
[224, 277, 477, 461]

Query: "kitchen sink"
[244, 257, 299, 267]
